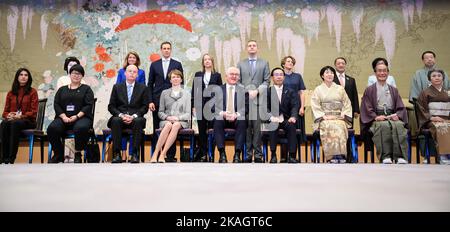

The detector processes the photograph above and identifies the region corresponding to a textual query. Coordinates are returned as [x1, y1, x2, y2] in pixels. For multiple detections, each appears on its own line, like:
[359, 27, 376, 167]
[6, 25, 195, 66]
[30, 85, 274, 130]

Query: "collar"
[274, 85, 283, 91]
[126, 81, 135, 88]
[338, 72, 346, 78]
[162, 57, 171, 62]
[226, 83, 236, 89]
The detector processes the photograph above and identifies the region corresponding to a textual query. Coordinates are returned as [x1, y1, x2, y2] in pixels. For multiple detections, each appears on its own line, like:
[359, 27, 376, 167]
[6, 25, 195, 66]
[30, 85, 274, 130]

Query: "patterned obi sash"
[321, 101, 343, 116]
[428, 102, 450, 117]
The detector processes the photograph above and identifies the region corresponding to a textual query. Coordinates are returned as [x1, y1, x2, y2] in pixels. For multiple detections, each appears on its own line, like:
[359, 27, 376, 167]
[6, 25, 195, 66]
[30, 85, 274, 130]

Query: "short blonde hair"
[168, 69, 183, 80]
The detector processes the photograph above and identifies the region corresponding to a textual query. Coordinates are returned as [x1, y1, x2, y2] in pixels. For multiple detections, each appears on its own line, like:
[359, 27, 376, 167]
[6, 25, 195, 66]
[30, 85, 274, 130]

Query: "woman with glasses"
[47, 64, 95, 163]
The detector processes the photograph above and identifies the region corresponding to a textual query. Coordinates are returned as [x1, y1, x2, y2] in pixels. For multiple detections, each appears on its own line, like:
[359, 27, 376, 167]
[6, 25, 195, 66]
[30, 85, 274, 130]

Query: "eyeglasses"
[70, 72, 82, 76]
[273, 73, 284, 77]
[228, 73, 239, 76]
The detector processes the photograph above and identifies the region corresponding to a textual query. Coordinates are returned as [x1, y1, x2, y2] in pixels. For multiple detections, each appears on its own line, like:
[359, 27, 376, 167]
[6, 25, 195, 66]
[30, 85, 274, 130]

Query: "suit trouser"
[197, 118, 212, 156]
[0, 119, 35, 161]
[246, 119, 263, 159]
[214, 119, 246, 151]
[270, 120, 297, 154]
[47, 117, 92, 158]
[152, 110, 176, 159]
[109, 117, 145, 154]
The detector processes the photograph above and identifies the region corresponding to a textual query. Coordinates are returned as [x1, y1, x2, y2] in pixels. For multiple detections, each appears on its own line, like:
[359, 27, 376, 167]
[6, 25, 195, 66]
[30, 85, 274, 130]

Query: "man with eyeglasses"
[264, 67, 299, 163]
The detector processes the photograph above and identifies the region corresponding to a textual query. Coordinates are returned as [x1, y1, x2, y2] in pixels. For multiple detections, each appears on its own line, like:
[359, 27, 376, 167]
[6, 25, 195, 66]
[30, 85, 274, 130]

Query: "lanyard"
[16, 93, 25, 112]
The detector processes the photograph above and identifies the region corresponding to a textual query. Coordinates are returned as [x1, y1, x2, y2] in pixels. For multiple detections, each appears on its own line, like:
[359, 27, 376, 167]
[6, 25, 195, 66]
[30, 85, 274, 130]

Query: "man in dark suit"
[333, 57, 359, 162]
[212, 67, 247, 163]
[108, 65, 148, 163]
[147, 41, 183, 162]
[265, 67, 299, 163]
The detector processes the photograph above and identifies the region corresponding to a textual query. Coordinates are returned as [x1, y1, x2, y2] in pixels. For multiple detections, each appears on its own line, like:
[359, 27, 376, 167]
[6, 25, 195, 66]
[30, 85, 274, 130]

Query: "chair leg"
[208, 133, 214, 162]
[28, 135, 34, 164]
[40, 138, 44, 163]
[315, 137, 320, 163]
[416, 138, 420, 164]
[190, 134, 194, 161]
[48, 142, 52, 162]
[370, 144, 375, 163]
[297, 135, 301, 163]
[425, 135, 430, 164]
[101, 134, 106, 163]
[407, 132, 412, 163]
[351, 135, 358, 163]
[141, 134, 145, 163]
[262, 137, 268, 162]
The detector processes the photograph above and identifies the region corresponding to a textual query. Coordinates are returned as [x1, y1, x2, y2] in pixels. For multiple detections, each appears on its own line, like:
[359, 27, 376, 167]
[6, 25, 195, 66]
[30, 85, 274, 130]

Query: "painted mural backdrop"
[0, 0, 449, 133]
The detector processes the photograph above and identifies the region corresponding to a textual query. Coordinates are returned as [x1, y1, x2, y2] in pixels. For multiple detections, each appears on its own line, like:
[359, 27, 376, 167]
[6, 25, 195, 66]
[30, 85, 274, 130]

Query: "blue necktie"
[249, 59, 256, 76]
[127, 84, 132, 103]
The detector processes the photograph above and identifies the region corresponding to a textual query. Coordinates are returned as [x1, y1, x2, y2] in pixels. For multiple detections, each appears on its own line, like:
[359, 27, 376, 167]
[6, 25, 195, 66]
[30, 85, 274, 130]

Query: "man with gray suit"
[237, 40, 270, 163]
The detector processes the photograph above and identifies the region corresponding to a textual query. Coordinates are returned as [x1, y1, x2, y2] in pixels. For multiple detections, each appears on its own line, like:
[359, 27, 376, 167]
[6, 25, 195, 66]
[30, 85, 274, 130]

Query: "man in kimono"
[360, 63, 409, 164]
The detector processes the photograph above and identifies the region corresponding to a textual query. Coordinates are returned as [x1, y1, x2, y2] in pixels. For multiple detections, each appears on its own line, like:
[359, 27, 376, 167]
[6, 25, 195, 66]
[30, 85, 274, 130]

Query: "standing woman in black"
[47, 65, 94, 163]
[192, 54, 222, 162]
[1, 68, 38, 164]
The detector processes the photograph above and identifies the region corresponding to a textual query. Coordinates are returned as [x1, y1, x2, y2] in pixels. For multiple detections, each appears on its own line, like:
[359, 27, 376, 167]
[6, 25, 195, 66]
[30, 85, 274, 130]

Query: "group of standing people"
[1, 40, 449, 165]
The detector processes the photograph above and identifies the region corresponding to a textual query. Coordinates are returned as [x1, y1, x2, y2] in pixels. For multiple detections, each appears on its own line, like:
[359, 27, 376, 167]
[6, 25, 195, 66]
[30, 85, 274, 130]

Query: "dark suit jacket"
[266, 86, 299, 121]
[147, 58, 183, 107]
[108, 82, 148, 126]
[333, 74, 360, 114]
[191, 71, 223, 110]
[211, 84, 248, 120]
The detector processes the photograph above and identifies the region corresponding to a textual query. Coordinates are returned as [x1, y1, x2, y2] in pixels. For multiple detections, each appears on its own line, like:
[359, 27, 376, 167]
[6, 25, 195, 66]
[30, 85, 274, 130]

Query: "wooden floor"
[10, 140, 435, 164]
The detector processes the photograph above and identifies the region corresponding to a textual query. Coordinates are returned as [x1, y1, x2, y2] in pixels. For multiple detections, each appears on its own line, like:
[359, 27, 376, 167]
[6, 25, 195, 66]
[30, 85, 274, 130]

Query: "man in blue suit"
[148, 41, 183, 162]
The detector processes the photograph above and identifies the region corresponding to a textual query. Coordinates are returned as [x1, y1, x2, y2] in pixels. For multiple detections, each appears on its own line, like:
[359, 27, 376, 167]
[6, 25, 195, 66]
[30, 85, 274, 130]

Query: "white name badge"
[67, 105, 75, 112]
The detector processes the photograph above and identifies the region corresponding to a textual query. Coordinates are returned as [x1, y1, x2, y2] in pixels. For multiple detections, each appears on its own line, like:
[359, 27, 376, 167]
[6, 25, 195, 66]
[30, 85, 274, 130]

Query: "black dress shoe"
[165, 157, 177, 162]
[130, 154, 139, 163]
[287, 153, 298, 163]
[254, 155, 264, 163]
[49, 154, 63, 163]
[74, 152, 82, 163]
[270, 154, 278, 163]
[219, 150, 227, 163]
[112, 152, 122, 163]
[233, 151, 241, 163]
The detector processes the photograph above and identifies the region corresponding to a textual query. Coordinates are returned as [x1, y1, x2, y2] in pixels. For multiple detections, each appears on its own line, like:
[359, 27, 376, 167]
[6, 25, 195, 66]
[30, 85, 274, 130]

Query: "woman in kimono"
[417, 69, 450, 164]
[311, 66, 352, 163]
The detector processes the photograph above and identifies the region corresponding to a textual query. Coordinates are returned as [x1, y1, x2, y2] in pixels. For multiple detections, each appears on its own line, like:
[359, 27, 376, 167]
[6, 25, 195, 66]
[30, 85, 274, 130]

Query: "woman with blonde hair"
[151, 69, 191, 163]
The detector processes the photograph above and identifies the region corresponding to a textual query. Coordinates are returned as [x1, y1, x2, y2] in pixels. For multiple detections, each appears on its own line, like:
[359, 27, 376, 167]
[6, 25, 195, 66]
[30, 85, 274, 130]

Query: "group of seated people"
[0, 41, 449, 165]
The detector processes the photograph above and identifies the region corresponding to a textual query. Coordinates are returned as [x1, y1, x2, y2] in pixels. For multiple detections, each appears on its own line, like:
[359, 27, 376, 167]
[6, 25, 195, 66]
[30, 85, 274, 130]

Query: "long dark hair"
[11, 68, 33, 95]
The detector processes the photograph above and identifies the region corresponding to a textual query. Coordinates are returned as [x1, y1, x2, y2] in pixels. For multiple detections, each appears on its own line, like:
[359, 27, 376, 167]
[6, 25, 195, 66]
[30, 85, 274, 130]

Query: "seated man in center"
[360, 63, 409, 164]
[212, 67, 247, 163]
[108, 64, 148, 163]
[265, 67, 299, 163]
